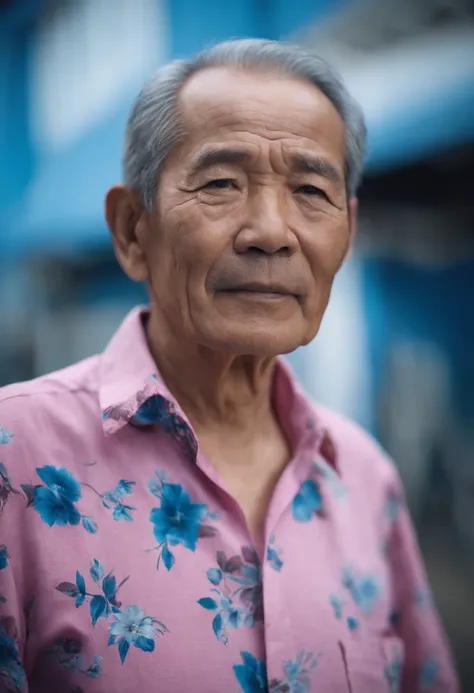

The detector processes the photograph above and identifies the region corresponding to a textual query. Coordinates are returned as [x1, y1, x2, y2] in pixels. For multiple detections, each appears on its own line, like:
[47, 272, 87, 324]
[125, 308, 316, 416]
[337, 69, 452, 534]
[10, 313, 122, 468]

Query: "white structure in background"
[32, 302, 139, 377]
[300, 0, 474, 69]
[30, 0, 168, 152]
[382, 341, 451, 517]
[299, 0, 474, 161]
[302, 255, 371, 429]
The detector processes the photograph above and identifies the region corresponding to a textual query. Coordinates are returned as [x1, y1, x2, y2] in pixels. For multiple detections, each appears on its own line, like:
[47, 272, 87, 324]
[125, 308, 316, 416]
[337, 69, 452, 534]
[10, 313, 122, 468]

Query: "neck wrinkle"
[146, 312, 278, 432]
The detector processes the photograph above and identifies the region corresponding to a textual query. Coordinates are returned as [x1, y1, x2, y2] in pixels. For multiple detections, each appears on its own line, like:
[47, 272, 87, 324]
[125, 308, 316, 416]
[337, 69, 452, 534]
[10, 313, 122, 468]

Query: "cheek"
[304, 221, 350, 283]
[157, 203, 233, 290]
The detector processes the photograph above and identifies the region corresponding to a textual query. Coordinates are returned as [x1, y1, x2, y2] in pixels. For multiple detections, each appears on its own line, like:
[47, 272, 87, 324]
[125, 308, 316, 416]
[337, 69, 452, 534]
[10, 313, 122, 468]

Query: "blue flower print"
[221, 596, 246, 630]
[0, 463, 17, 588]
[131, 395, 171, 427]
[0, 462, 20, 516]
[81, 516, 98, 534]
[354, 575, 381, 615]
[381, 491, 403, 555]
[329, 593, 344, 620]
[329, 596, 360, 632]
[82, 478, 137, 523]
[330, 564, 383, 633]
[266, 546, 283, 572]
[199, 546, 263, 644]
[115, 480, 134, 496]
[109, 605, 167, 664]
[21, 466, 136, 533]
[279, 650, 322, 692]
[131, 392, 198, 460]
[147, 469, 169, 496]
[111, 504, 133, 522]
[0, 619, 26, 693]
[385, 653, 402, 693]
[148, 475, 216, 570]
[56, 561, 129, 624]
[292, 479, 322, 522]
[385, 491, 402, 523]
[342, 564, 382, 616]
[266, 533, 283, 572]
[150, 483, 207, 550]
[0, 546, 9, 570]
[414, 584, 433, 609]
[26, 466, 82, 528]
[102, 404, 134, 425]
[420, 656, 439, 689]
[56, 560, 167, 664]
[0, 427, 13, 445]
[313, 458, 347, 499]
[347, 616, 359, 632]
[207, 567, 222, 585]
[233, 651, 268, 693]
[48, 638, 102, 679]
[233, 650, 321, 693]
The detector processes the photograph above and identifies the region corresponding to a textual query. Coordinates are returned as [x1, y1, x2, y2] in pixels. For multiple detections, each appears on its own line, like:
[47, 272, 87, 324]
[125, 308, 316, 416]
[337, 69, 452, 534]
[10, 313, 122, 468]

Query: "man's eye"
[296, 184, 325, 197]
[202, 179, 235, 190]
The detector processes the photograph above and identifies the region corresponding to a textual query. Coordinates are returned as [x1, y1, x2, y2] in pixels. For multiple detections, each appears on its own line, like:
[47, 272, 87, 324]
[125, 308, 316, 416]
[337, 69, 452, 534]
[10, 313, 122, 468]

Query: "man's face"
[138, 67, 353, 355]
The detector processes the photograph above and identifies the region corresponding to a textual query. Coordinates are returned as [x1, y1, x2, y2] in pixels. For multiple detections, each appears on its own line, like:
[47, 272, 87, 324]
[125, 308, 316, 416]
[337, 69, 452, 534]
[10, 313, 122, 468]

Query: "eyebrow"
[290, 153, 342, 184]
[187, 146, 343, 185]
[188, 147, 252, 176]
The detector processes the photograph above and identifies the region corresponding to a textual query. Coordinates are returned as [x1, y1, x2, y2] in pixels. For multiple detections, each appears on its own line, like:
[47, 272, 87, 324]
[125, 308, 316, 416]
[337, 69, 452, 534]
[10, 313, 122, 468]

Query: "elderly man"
[0, 40, 457, 693]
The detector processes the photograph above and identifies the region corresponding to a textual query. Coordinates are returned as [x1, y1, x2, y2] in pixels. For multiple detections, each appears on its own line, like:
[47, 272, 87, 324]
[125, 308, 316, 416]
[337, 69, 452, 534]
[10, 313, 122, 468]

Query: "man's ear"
[105, 185, 149, 282]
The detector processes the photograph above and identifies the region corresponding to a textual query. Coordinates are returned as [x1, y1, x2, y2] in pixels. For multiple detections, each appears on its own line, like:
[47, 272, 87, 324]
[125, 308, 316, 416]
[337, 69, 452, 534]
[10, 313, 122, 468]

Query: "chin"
[200, 322, 307, 357]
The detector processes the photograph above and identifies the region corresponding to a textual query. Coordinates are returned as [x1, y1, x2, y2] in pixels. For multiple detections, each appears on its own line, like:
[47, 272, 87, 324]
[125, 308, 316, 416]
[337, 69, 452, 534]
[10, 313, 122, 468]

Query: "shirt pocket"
[340, 634, 405, 693]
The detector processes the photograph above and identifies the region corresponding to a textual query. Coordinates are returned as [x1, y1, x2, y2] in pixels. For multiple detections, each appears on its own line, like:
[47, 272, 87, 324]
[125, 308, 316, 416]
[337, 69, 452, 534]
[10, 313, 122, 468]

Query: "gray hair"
[123, 39, 367, 210]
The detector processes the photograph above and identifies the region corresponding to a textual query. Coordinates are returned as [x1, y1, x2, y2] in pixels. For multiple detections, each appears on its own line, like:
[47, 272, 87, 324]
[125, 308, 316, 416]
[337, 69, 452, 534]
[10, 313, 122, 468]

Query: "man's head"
[106, 39, 366, 357]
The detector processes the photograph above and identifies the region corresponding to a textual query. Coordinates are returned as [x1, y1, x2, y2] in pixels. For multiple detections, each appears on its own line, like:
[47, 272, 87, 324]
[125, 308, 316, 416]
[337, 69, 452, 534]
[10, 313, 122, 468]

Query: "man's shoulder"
[312, 402, 399, 489]
[0, 356, 104, 488]
[0, 355, 101, 424]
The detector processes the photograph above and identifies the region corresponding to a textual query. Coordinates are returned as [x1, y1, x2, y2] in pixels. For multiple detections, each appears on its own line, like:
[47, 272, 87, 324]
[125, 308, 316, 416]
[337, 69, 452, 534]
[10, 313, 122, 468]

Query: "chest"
[25, 473, 396, 693]
[197, 423, 292, 540]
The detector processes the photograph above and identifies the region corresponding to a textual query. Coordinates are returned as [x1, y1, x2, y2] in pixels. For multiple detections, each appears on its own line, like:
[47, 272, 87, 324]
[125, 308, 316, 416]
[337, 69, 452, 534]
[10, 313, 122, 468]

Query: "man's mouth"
[221, 282, 295, 297]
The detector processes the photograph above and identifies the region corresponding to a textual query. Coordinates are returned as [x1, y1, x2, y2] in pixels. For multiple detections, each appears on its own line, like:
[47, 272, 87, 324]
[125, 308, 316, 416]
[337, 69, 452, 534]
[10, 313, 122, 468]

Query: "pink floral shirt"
[0, 308, 458, 692]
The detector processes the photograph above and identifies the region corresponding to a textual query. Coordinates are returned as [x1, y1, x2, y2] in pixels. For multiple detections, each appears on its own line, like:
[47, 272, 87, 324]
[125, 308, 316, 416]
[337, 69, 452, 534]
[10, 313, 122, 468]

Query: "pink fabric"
[0, 308, 458, 692]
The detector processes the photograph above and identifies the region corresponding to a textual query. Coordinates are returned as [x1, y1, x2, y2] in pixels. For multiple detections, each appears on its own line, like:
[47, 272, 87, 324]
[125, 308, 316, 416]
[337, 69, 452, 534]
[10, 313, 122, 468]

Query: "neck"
[146, 314, 277, 433]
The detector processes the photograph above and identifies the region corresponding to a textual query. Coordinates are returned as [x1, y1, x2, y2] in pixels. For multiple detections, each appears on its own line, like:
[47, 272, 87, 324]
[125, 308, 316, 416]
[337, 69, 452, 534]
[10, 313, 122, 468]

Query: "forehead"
[175, 66, 346, 168]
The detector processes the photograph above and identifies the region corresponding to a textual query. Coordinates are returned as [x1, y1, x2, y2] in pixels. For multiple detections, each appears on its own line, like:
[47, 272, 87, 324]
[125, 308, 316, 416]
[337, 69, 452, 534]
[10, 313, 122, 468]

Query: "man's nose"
[233, 187, 298, 256]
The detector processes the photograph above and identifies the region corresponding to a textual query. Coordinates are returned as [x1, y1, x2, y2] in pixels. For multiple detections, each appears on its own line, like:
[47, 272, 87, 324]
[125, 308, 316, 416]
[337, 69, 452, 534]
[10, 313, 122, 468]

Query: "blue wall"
[0, 4, 38, 214]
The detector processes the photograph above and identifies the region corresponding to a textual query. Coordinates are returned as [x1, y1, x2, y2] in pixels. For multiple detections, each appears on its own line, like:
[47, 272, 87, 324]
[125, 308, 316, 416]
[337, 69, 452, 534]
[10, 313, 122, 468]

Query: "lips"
[221, 282, 295, 296]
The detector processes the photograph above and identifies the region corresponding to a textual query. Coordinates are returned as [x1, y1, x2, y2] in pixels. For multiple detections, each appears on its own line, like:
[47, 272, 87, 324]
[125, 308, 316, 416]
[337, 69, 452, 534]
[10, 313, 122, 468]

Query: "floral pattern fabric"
[0, 308, 458, 692]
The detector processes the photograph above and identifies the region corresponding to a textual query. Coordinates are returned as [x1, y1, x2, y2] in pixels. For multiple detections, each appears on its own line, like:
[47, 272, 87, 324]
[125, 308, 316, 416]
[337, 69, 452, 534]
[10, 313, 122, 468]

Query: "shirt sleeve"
[386, 472, 459, 693]
[0, 418, 29, 693]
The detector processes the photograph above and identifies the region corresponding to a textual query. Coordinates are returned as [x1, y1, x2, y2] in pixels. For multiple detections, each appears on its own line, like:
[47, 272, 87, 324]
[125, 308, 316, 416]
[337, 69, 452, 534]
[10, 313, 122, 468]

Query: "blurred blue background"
[1, 0, 473, 686]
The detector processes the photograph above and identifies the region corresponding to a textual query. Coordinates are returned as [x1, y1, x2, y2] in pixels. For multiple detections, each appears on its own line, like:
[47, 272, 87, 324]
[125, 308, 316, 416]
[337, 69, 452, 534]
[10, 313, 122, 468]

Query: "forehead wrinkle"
[176, 78, 346, 181]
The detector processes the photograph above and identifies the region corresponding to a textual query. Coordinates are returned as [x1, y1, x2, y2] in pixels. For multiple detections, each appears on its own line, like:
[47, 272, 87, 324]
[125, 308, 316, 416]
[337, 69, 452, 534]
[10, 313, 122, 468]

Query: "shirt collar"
[99, 306, 183, 427]
[99, 307, 339, 472]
